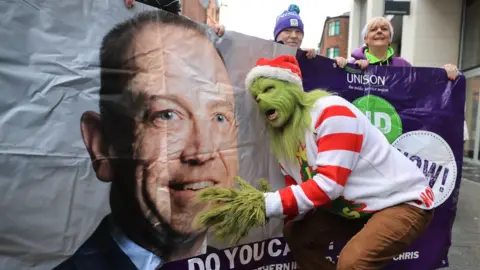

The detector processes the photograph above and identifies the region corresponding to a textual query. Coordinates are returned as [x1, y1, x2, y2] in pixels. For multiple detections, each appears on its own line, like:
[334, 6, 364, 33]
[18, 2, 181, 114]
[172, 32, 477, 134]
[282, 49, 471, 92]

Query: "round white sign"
[392, 131, 457, 207]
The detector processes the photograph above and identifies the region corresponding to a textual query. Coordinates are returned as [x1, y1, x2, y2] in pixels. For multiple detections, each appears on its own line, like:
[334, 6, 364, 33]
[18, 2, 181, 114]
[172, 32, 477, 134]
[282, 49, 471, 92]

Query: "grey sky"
[219, 0, 351, 49]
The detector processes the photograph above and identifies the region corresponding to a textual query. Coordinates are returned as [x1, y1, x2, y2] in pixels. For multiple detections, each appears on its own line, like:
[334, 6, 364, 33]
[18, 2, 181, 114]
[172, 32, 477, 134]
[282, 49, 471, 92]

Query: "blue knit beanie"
[273, 4, 304, 41]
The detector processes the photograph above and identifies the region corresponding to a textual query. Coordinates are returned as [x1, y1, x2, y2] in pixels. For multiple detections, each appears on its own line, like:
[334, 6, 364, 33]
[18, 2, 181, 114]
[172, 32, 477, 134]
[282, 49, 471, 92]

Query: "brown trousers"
[283, 204, 434, 270]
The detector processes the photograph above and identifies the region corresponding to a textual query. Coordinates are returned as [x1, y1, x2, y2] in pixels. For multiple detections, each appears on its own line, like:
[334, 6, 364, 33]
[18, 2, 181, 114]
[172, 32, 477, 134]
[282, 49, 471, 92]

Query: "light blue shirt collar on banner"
[110, 224, 163, 270]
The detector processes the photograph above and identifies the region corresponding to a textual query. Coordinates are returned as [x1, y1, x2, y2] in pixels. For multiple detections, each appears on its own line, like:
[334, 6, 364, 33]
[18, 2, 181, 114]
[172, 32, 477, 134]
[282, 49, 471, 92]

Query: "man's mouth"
[265, 109, 278, 121]
[169, 181, 215, 191]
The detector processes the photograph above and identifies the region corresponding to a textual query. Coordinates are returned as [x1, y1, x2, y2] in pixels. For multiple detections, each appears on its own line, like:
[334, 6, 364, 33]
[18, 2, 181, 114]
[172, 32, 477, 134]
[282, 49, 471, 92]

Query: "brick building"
[180, 0, 219, 26]
[206, 0, 220, 26]
[318, 12, 350, 59]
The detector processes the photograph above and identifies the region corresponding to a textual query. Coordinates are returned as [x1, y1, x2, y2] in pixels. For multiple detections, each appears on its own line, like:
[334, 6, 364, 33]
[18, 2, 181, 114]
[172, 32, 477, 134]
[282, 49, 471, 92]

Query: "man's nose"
[180, 121, 215, 165]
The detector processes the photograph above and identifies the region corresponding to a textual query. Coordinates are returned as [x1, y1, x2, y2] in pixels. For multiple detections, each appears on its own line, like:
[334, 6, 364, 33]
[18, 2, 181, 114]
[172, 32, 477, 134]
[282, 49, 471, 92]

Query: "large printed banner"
[298, 52, 466, 269]
[0, 1, 464, 270]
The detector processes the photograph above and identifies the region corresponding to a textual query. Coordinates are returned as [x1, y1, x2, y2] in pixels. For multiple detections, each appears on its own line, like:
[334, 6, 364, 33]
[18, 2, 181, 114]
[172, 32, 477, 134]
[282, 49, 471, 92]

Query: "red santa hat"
[245, 55, 303, 90]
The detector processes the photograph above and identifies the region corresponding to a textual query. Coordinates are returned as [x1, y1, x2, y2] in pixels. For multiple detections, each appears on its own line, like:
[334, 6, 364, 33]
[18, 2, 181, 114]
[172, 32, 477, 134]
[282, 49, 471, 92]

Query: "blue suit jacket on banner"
[52, 216, 218, 270]
[52, 216, 137, 270]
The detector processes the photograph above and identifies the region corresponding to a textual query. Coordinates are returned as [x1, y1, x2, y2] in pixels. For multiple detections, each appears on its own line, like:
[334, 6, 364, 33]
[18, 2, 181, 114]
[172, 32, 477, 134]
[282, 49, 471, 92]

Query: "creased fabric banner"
[0, 1, 465, 270]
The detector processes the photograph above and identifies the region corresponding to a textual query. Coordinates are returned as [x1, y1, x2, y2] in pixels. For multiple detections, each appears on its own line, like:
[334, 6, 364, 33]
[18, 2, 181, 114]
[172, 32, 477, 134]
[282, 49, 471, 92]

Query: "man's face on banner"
[129, 23, 238, 235]
[82, 23, 238, 237]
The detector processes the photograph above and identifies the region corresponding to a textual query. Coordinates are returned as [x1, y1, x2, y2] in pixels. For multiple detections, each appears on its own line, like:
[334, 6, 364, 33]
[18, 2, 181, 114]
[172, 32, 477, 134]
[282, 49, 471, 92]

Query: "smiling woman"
[343, 17, 412, 69]
[334, 17, 460, 81]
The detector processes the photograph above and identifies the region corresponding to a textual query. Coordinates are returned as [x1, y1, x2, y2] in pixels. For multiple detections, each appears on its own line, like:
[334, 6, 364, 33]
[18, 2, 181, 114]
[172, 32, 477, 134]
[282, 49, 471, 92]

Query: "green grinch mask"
[250, 78, 297, 127]
[249, 77, 330, 162]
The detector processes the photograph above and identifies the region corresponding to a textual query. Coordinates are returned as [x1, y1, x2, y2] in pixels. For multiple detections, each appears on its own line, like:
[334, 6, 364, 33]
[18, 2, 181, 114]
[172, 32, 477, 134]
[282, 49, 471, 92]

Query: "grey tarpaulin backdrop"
[0, 0, 294, 269]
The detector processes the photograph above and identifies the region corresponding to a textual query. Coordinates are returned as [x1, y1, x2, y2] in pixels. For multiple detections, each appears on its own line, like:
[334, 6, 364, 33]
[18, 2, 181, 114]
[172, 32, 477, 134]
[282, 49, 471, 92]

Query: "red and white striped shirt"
[264, 96, 434, 220]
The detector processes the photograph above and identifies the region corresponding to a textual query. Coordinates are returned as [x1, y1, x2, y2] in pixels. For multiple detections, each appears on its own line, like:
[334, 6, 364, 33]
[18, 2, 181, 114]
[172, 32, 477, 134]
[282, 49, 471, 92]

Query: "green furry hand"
[195, 177, 269, 245]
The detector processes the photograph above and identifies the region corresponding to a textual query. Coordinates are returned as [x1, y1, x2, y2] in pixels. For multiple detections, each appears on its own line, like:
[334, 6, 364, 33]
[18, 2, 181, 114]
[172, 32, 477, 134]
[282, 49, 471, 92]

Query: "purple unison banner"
[163, 52, 466, 270]
[297, 50, 466, 269]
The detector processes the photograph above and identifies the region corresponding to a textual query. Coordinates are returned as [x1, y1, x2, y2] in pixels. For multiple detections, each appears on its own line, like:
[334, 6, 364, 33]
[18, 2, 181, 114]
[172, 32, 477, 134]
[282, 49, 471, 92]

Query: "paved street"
[461, 160, 480, 183]
[445, 160, 480, 270]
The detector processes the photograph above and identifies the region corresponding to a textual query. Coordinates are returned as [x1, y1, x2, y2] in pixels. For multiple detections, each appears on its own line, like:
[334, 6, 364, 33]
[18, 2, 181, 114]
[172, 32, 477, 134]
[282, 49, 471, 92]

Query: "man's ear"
[80, 111, 114, 182]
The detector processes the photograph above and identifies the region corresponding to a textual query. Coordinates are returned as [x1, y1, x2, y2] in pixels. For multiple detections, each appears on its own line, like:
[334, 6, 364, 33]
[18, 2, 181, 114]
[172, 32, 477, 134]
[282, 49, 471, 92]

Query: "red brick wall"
[181, 0, 207, 24]
[206, 0, 219, 26]
[319, 17, 350, 58]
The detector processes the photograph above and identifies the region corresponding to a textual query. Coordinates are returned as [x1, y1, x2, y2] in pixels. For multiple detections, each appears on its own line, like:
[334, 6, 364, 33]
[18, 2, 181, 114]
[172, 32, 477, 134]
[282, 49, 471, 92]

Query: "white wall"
[348, 0, 362, 56]
[366, 0, 385, 19]
[461, 0, 480, 69]
[400, 0, 463, 67]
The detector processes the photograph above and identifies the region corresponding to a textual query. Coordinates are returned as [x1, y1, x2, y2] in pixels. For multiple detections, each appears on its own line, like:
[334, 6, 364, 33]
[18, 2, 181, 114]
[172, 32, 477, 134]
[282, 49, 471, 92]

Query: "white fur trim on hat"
[245, 65, 303, 90]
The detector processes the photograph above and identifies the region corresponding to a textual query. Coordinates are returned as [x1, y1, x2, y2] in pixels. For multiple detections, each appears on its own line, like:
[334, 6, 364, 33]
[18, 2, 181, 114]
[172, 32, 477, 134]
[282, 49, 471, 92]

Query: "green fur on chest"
[294, 143, 373, 219]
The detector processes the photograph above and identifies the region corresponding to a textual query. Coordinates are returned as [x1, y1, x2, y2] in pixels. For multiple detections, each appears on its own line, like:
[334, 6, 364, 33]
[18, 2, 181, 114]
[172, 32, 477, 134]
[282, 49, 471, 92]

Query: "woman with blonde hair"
[335, 17, 459, 80]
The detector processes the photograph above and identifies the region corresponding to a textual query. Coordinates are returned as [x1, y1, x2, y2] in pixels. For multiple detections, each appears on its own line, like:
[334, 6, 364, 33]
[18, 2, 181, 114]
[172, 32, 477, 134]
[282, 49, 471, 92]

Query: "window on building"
[461, 0, 480, 70]
[327, 47, 339, 58]
[328, 21, 341, 36]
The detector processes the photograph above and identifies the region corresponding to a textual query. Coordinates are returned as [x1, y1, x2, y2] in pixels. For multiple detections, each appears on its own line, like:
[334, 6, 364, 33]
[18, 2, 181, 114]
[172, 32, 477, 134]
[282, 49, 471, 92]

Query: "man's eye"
[154, 110, 180, 121]
[214, 113, 227, 123]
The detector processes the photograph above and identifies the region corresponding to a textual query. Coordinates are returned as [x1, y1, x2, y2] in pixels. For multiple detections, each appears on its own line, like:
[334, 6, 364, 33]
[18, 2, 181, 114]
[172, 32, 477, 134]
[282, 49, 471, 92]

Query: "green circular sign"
[352, 95, 403, 144]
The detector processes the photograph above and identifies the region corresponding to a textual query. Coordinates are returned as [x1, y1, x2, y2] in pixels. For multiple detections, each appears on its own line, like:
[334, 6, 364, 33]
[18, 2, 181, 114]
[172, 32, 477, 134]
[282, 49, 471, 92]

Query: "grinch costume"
[197, 55, 435, 270]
